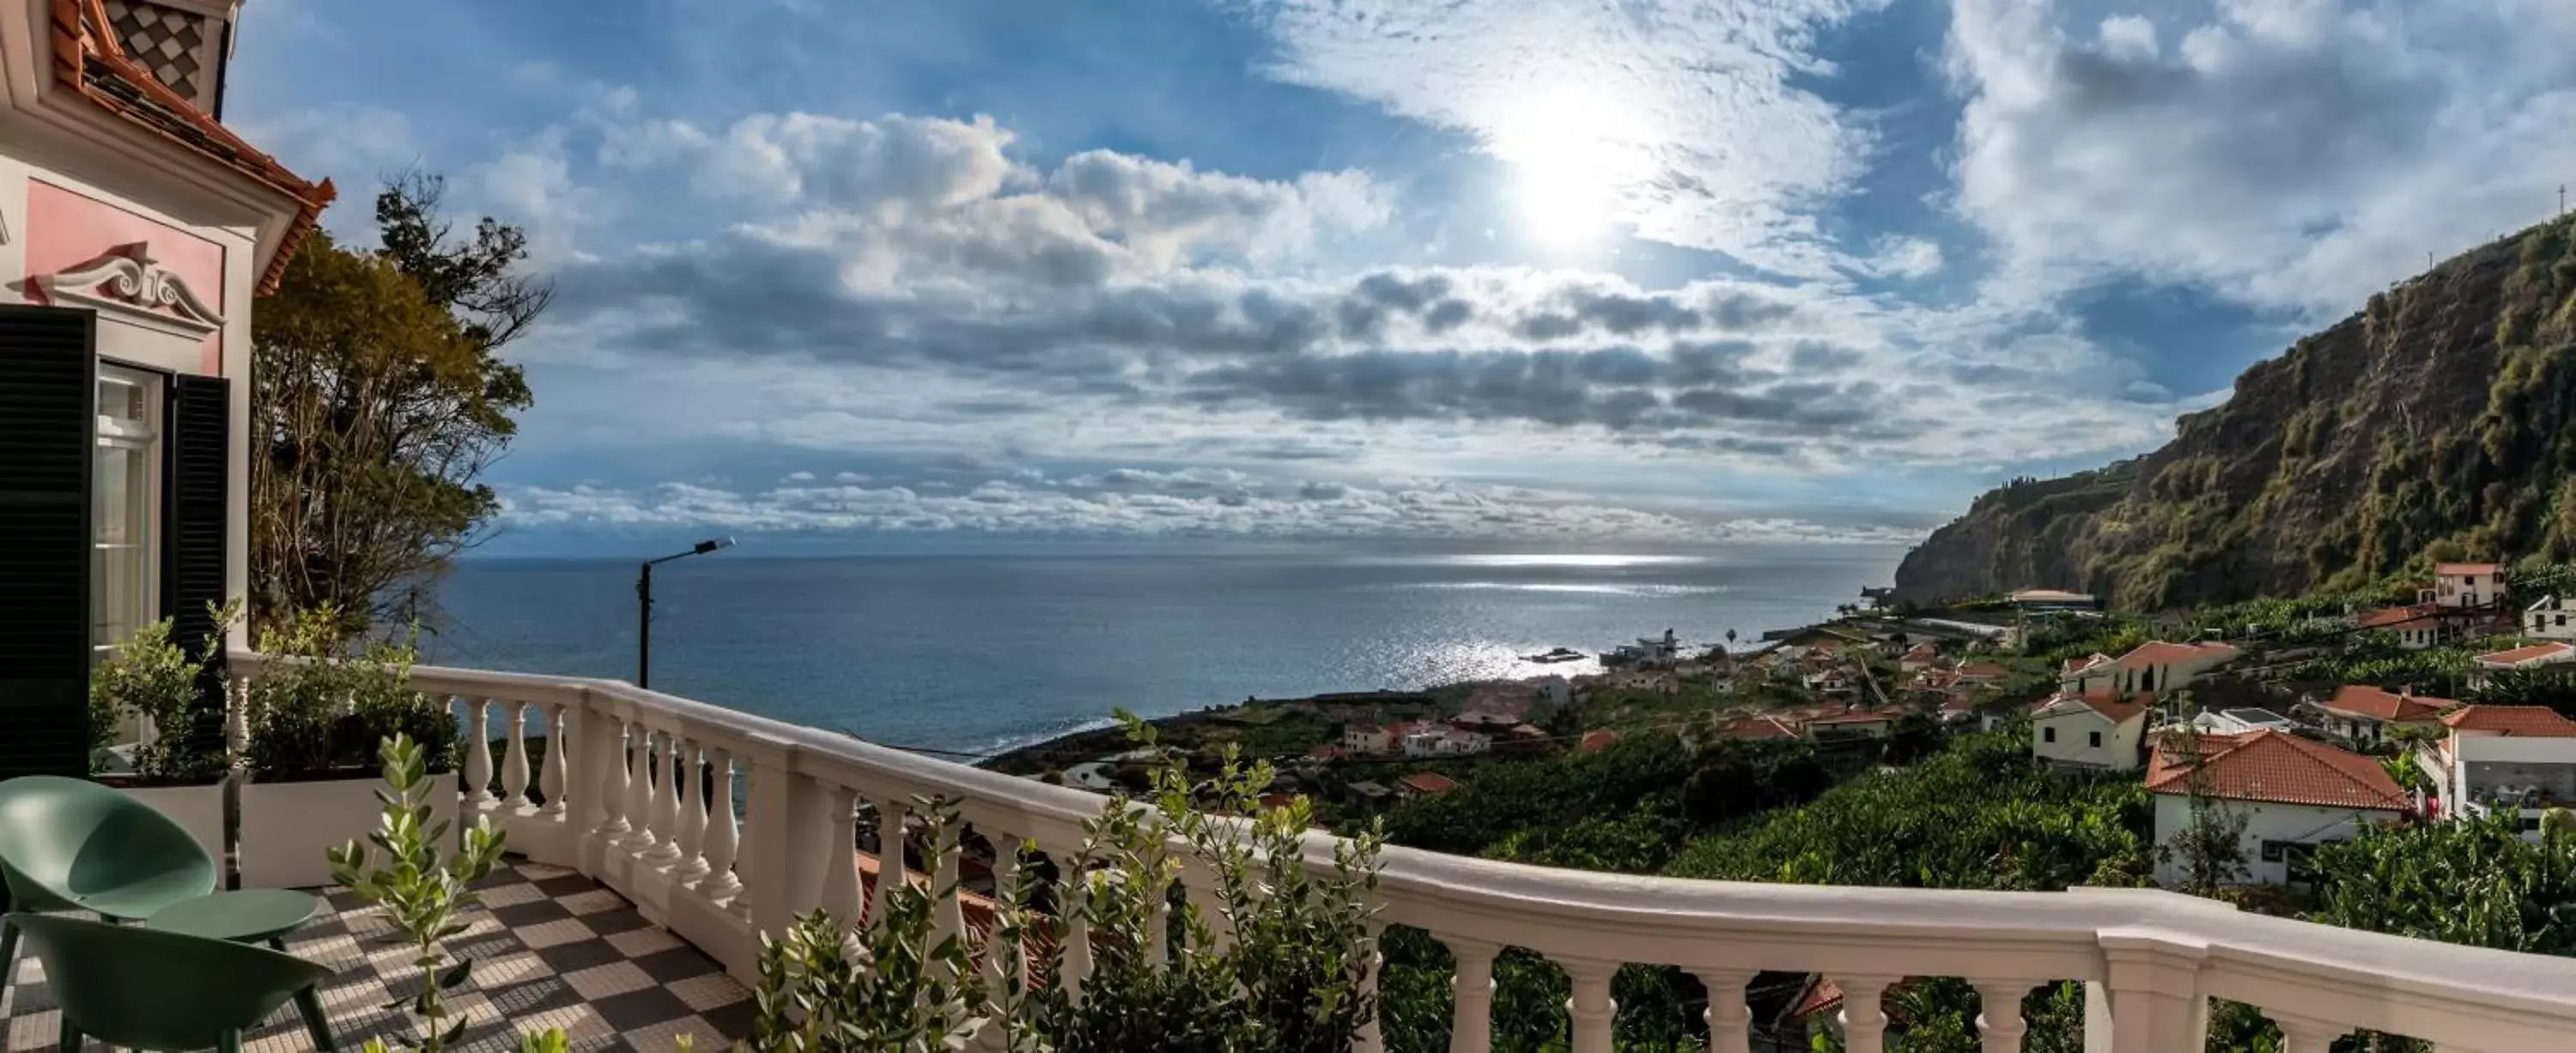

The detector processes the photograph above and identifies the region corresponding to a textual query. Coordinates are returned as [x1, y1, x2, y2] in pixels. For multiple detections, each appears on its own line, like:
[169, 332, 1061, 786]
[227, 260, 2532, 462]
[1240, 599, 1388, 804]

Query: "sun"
[1485, 86, 1637, 253]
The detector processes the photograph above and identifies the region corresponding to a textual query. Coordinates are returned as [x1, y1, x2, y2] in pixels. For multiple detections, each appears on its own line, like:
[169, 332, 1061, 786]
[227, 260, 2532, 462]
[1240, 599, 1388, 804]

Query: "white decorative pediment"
[37, 242, 224, 340]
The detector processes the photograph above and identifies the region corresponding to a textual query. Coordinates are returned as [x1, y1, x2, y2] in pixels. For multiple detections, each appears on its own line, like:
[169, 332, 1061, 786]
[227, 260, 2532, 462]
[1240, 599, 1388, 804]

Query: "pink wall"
[22, 179, 227, 374]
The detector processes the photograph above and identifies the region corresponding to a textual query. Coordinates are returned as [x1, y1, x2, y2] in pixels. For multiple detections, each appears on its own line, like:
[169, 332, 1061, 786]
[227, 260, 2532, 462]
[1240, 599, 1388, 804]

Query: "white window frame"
[93, 362, 162, 658]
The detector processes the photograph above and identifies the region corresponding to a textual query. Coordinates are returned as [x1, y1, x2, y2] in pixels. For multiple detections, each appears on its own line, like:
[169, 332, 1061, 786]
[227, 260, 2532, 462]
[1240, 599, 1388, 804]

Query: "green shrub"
[246, 605, 458, 780]
[88, 601, 237, 782]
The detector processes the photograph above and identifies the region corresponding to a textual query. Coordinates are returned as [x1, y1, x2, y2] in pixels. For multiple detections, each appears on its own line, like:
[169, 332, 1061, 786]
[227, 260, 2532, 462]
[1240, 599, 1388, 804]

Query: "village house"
[1898, 642, 1940, 673]
[1395, 772, 1460, 800]
[1805, 710, 1895, 741]
[2007, 588, 2100, 612]
[2470, 641, 2576, 691]
[2147, 730, 2409, 886]
[2527, 595, 2576, 642]
[2030, 689, 2152, 771]
[2417, 705, 2576, 839]
[2427, 563, 2505, 610]
[2310, 685, 2457, 745]
[1716, 715, 1802, 741]
[2358, 604, 2443, 649]
[1342, 722, 1395, 755]
[1938, 696, 1978, 723]
[2063, 641, 2241, 696]
[1405, 724, 1491, 758]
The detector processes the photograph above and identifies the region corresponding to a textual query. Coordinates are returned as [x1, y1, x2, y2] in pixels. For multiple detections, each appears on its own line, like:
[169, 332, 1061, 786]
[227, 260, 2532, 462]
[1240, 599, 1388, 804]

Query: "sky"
[222, 0, 2576, 557]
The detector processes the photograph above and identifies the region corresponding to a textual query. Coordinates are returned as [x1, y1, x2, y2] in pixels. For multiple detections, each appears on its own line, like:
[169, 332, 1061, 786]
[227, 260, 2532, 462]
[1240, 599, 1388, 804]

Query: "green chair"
[0, 774, 220, 986]
[4, 911, 336, 1052]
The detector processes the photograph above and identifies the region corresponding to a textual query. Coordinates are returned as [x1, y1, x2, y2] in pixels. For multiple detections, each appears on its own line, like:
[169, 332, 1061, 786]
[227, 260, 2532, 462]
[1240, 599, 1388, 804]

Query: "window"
[93, 366, 161, 654]
[2043, 726, 2057, 743]
[2260, 839, 2292, 862]
[2087, 730, 2103, 748]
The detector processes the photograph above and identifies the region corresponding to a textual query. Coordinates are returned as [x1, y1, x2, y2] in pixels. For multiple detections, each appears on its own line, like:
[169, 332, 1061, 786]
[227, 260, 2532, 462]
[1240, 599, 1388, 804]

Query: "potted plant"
[240, 606, 463, 888]
[88, 602, 239, 859]
[331, 733, 507, 1051]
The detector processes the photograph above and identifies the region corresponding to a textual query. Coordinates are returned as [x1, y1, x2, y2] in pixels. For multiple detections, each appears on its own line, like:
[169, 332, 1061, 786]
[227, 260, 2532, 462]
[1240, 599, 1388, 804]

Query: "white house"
[2527, 595, 2576, 642]
[2311, 685, 2456, 745]
[0, 0, 332, 779]
[1405, 725, 1490, 758]
[2418, 705, 2576, 839]
[2430, 563, 2504, 610]
[1530, 674, 1573, 707]
[2030, 689, 2151, 771]
[1342, 723, 1395, 755]
[2147, 730, 2409, 886]
[2470, 641, 2576, 691]
[2357, 604, 2442, 649]
[2063, 642, 2241, 696]
[1804, 710, 1894, 740]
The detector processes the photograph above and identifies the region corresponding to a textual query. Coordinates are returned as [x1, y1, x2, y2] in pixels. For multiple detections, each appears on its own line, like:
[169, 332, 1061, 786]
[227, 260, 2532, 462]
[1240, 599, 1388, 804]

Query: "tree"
[250, 173, 546, 634]
[2157, 730, 2251, 896]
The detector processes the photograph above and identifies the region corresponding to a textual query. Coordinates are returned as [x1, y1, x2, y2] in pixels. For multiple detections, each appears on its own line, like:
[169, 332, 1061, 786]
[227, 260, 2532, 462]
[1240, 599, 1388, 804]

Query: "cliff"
[1893, 215, 2576, 610]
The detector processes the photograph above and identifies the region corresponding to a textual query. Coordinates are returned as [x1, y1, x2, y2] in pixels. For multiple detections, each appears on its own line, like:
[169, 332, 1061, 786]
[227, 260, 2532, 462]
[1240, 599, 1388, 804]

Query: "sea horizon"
[422, 545, 1904, 758]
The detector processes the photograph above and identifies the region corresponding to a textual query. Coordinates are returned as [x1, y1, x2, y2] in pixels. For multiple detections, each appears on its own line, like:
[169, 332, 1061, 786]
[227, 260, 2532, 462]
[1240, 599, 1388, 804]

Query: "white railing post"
[1693, 969, 1753, 1053]
[1562, 958, 1619, 1053]
[465, 697, 495, 808]
[871, 795, 910, 929]
[649, 728, 685, 862]
[1354, 919, 1387, 1053]
[540, 702, 570, 818]
[1444, 937, 1500, 1053]
[581, 704, 627, 843]
[502, 698, 532, 811]
[1974, 979, 2039, 1053]
[1836, 974, 1896, 1053]
[822, 781, 864, 928]
[1062, 858, 1093, 1004]
[981, 830, 1027, 995]
[930, 813, 964, 953]
[2098, 934, 2207, 1053]
[619, 716, 656, 849]
[702, 746, 744, 904]
[675, 735, 710, 880]
[2269, 1013, 2348, 1053]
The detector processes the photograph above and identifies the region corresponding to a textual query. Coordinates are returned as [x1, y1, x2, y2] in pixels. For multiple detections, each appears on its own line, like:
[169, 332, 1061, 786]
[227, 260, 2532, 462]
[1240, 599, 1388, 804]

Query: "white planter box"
[114, 782, 226, 864]
[240, 776, 459, 889]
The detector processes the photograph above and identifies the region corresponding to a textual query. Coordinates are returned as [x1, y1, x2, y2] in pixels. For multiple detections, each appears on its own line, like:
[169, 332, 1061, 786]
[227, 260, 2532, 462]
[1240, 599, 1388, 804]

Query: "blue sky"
[223, 0, 2576, 555]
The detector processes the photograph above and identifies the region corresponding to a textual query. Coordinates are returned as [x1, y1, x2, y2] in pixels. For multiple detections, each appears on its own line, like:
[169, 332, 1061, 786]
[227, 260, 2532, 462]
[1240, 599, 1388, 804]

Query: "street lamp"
[638, 537, 734, 688]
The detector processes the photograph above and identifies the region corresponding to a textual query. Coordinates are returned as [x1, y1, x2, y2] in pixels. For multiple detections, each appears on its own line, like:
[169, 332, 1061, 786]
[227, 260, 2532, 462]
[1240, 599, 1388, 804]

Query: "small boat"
[1522, 647, 1588, 664]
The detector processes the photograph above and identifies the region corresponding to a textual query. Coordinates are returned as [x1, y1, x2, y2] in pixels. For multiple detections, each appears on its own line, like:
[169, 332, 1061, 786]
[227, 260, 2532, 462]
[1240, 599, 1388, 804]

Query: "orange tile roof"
[48, 0, 334, 295]
[2117, 641, 2240, 669]
[1807, 710, 1893, 725]
[2439, 704, 2576, 737]
[2033, 688, 2151, 724]
[2319, 685, 2455, 723]
[2438, 563, 2503, 576]
[2145, 730, 2408, 811]
[2475, 642, 2576, 667]
[1954, 661, 2008, 679]
[1397, 772, 1458, 794]
[2358, 605, 2436, 630]
[1718, 715, 1801, 740]
[2063, 653, 2112, 675]
[1578, 729, 1620, 752]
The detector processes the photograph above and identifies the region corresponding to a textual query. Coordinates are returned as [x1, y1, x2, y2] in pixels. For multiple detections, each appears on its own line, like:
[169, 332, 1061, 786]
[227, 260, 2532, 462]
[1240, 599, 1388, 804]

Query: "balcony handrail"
[227, 650, 2576, 1047]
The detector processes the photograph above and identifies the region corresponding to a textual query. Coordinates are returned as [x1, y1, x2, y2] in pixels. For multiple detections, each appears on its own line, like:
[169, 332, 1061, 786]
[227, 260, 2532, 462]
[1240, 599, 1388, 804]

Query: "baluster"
[674, 736, 709, 880]
[622, 721, 658, 850]
[1061, 857, 1093, 1004]
[980, 831, 1027, 995]
[702, 747, 744, 902]
[1443, 938, 1499, 1053]
[930, 813, 964, 956]
[871, 795, 910, 928]
[1562, 959, 1618, 1053]
[1694, 969, 1753, 1053]
[465, 697, 495, 807]
[821, 782, 863, 928]
[588, 710, 631, 840]
[1974, 980, 2038, 1053]
[1354, 920, 1388, 1053]
[2270, 1013, 2348, 1053]
[649, 728, 685, 861]
[501, 699, 532, 810]
[540, 703, 570, 817]
[1836, 975, 1896, 1053]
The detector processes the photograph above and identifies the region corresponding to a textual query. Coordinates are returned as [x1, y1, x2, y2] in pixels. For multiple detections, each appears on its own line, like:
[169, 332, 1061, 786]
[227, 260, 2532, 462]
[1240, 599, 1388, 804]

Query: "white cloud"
[231, 104, 421, 234]
[1946, 0, 2576, 313]
[1231, 0, 1889, 276]
[1862, 236, 1944, 280]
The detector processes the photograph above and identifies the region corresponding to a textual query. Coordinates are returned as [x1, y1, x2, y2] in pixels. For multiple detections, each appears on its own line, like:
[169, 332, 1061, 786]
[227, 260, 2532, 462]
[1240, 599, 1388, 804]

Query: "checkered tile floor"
[3, 860, 754, 1052]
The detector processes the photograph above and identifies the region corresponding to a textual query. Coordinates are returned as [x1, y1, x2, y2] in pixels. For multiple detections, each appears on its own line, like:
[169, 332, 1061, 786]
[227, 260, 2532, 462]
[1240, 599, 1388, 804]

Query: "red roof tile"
[1954, 661, 2008, 679]
[2358, 605, 2436, 630]
[2475, 642, 2576, 667]
[2145, 730, 2408, 811]
[2033, 688, 2151, 724]
[2438, 563, 2503, 576]
[1397, 772, 1458, 794]
[1719, 715, 1801, 740]
[2440, 704, 2576, 737]
[2117, 641, 2240, 670]
[1578, 729, 1620, 752]
[1807, 710, 1893, 725]
[2319, 685, 2454, 722]
[48, 0, 332, 295]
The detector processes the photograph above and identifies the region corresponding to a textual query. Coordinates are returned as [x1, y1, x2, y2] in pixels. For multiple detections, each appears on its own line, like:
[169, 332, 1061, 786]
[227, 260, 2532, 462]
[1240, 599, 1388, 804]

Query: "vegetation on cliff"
[1896, 215, 2576, 609]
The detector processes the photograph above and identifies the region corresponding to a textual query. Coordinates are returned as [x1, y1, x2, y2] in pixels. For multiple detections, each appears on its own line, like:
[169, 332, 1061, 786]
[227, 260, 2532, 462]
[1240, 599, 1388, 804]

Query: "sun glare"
[1485, 85, 1640, 253]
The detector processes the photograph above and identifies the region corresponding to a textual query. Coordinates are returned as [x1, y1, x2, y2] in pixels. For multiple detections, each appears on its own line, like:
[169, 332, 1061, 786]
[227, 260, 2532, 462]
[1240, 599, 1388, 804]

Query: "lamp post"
[638, 537, 734, 689]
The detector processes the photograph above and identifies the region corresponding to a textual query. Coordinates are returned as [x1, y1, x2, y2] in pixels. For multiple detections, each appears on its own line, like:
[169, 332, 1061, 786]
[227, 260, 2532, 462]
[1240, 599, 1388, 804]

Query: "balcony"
[16, 654, 2576, 1052]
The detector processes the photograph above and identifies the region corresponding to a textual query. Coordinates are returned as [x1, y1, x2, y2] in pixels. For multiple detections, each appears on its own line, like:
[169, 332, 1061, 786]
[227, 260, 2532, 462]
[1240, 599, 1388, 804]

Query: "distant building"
[2148, 730, 2408, 886]
[1805, 711, 1895, 741]
[2031, 689, 2152, 771]
[2418, 705, 2576, 839]
[1405, 725, 1490, 758]
[1342, 724, 1394, 755]
[2064, 642, 2240, 696]
[2007, 588, 2099, 612]
[2429, 563, 2506, 610]
[2471, 641, 2576, 691]
[2528, 595, 2576, 642]
[2311, 685, 2457, 745]
[1899, 642, 1940, 673]
[2358, 604, 2442, 649]
[1396, 772, 1460, 799]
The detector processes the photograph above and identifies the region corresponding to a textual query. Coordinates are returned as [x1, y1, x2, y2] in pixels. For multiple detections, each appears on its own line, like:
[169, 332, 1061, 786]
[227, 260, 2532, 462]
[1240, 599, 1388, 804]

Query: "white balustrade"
[1062, 857, 1093, 1003]
[871, 795, 909, 929]
[223, 651, 2576, 1053]
[502, 699, 532, 811]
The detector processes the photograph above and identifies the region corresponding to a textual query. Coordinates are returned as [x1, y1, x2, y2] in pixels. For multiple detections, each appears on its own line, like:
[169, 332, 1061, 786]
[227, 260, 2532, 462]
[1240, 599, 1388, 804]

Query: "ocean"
[421, 546, 1903, 758]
